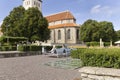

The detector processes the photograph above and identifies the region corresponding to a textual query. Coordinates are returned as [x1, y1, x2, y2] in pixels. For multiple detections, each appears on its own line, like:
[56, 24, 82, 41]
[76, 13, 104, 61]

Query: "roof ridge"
[45, 10, 70, 17]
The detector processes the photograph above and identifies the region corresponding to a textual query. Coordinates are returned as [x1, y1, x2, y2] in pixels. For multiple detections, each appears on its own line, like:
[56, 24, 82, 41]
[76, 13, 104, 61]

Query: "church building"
[46, 11, 80, 44]
[23, 0, 80, 44]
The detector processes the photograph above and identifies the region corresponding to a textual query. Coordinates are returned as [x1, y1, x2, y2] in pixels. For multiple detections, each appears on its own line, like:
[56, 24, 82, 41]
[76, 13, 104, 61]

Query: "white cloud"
[91, 5, 101, 13]
[90, 5, 113, 16]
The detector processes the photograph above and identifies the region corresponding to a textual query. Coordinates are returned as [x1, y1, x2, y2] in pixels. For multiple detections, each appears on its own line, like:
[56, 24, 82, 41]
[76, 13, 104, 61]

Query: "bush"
[0, 46, 17, 51]
[71, 48, 120, 69]
[56, 46, 62, 48]
[18, 45, 42, 51]
[86, 42, 111, 47]
[44, 46, 52, 52]
[104, 42, 110, 46]
[30, 45, 42, 51]
[71, 48, 86, 59]
[86, 42, 99, 47]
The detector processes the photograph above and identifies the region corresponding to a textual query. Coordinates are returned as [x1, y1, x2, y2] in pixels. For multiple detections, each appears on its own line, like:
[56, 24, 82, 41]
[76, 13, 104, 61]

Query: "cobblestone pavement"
[0, 55, 81, 80]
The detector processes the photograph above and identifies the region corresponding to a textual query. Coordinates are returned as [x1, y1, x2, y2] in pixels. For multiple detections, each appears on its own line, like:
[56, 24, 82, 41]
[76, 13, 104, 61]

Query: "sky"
[0, 0, 120, 30]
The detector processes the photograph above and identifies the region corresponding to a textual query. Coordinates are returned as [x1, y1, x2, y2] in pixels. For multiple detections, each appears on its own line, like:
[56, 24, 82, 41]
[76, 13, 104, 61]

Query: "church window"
[67, 29, 71, 39]
[58, 30, 61, 40]
[61, 20, 63, 24]
[28, 1, 30, 5]
[76, 29, 79, 40]
[37, 2, 40, 7]
[34, 1, 36, 5]
[27, 1, 29, 5]
[25, 2, 27, 5]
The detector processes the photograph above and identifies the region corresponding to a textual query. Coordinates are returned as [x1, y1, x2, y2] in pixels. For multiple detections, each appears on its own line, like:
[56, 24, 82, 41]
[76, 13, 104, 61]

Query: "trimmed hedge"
[86, 42, 110, 47]
[18, 45, 42, 51]
[18, 45, 62, 52]
[86, 42, 99, 47]
[71, 48, 120, 69]
[0, 45, 62, 51]
[0, 46, 17, 51]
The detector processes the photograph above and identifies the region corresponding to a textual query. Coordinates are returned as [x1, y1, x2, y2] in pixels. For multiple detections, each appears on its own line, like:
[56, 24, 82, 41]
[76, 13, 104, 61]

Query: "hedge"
[18, 45, 42, 51]
[0, 46, 17, 51]
[71, 48, 120, 69]
[18, 45, 62, 52]
[0, 45, 62, 51]
[86, 42, 110, 47]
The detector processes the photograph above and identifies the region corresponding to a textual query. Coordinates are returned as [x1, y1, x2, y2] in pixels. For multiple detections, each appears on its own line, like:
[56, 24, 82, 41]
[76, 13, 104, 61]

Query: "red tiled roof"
[46, 11, 75, 22]
[48, 23, 78, 29]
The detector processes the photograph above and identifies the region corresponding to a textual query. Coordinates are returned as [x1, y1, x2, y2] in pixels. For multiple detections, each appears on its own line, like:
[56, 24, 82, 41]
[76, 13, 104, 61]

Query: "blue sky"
[0, 0, 120, 30]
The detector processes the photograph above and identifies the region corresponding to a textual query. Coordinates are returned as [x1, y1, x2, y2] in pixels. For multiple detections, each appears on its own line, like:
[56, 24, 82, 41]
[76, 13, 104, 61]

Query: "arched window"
[58, 30, 61, 40]
[67, 29, 71, 39]
[34, 1, 36, 5]
[76, 29, 79, 39]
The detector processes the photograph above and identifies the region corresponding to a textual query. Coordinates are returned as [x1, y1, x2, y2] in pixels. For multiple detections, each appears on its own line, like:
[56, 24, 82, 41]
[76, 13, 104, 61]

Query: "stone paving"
[0, 55, 81, 80]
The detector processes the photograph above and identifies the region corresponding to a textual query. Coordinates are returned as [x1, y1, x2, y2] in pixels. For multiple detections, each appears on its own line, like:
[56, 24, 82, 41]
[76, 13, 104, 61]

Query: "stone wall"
[79, 67, 120, 80]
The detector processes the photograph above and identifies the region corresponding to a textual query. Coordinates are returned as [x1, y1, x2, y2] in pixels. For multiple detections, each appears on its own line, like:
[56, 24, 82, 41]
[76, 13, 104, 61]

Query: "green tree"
[1, 6, 25, 36]
[22, 7, 50, 42]
[99, 21, 117, 42]
[80, 19, 100, 42]
[1, 6, 50, 42]
[116, 30, 120, 40]
[80, 19, 116, 42]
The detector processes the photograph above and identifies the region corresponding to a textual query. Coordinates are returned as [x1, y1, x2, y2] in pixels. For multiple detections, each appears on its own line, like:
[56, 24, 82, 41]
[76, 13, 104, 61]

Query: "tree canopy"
[80, 19, 117, 42]
[116, 30, 120, 40]
[1, 6, 50, 42]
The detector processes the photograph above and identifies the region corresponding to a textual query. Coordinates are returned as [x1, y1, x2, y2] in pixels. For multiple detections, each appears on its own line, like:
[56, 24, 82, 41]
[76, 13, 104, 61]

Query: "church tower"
[23, 0, 42, 11]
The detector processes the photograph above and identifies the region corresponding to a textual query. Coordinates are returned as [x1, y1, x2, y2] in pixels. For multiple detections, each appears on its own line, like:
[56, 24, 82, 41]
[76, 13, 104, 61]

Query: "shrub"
[30, 45, 42, 51]
[104, 42, 110, 47]
[18, 45, 29, 51]
[86, 42, 99, 47]
[0, 46, 17, 51]
[18, 45, 42, 51]
[44, 46, 52, 51]
[71, 48, 120, 69]
[71, 48, 86, 59]
[56, 46, 62, 48]
[17, 45, 62, 52]
[86, 42, 111, 47]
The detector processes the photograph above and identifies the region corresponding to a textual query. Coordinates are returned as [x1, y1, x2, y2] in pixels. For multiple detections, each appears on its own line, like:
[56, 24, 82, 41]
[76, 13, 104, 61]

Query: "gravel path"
[0, 55, 81, 80]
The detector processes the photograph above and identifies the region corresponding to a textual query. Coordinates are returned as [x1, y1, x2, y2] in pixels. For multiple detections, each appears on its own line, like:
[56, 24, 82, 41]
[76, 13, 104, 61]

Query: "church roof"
[45, 11, 75, 22]
[48, 23, 78, 29]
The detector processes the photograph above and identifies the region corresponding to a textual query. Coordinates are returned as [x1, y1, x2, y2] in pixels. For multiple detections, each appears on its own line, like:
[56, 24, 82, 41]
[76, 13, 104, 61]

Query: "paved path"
[0, 55, 81, 80]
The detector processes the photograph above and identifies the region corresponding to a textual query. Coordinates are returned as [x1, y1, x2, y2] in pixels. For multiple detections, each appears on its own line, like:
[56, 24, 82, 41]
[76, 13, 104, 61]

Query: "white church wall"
[48, 27, 79, 44]
[50, 30, 55, 43]
[66, 28, 77, 43]
[55, 28, 65, 43]
[49, 19, 75, 26]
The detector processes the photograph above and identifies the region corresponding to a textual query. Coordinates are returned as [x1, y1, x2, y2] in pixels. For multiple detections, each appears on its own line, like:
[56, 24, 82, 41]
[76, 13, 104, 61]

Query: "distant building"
[46, 11, 80, 44]
[23, 0, 42, 11]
